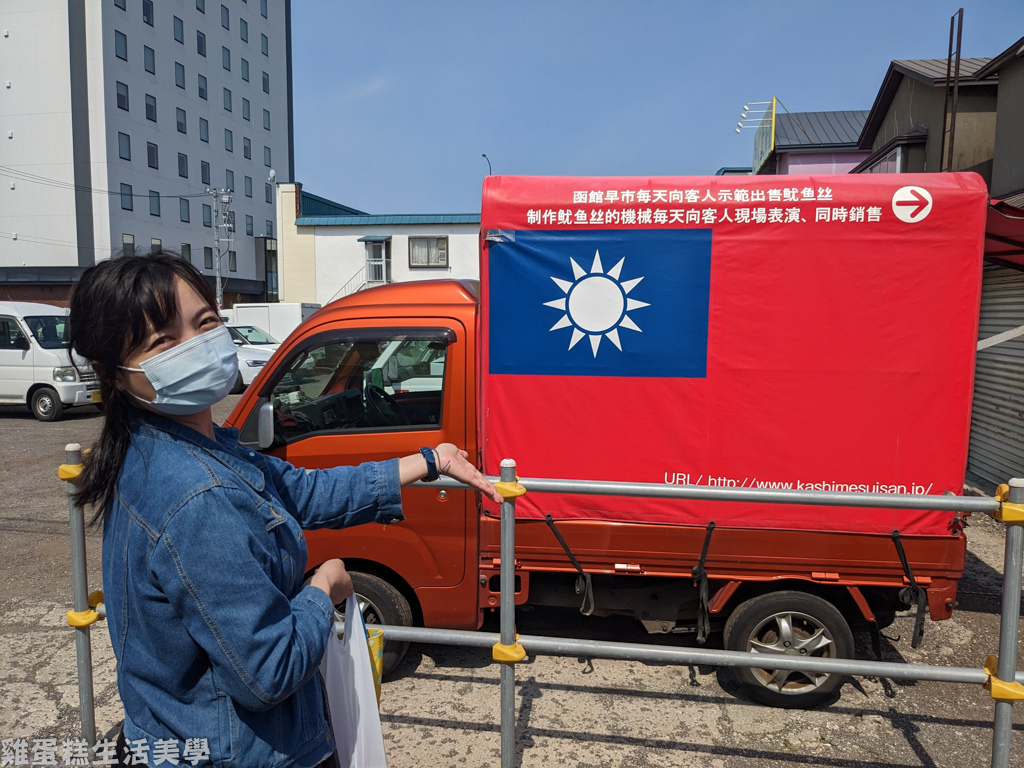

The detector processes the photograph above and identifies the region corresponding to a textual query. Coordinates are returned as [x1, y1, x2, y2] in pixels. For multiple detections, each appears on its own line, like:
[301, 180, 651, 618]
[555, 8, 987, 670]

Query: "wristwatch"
[419, 447, 439, 481]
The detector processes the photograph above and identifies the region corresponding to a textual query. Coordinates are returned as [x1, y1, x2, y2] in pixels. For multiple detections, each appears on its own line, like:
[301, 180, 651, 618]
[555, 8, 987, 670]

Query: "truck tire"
[30, 387, 64, 422]
[722, 590, 854, 709]
[337, 572, 413, 676]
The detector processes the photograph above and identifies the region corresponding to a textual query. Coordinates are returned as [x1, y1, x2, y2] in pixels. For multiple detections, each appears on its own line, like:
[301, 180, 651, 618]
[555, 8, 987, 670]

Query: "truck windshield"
[24, 316, 69, 349]
[229, 325, 278, 344]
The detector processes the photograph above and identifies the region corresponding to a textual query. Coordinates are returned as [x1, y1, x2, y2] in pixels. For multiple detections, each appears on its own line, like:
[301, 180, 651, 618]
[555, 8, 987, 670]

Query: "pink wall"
[777, 151, 870, 175]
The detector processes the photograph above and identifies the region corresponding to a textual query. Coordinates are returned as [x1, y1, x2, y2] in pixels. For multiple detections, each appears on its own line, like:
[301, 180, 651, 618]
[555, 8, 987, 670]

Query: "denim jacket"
[103, 413, 403, 767]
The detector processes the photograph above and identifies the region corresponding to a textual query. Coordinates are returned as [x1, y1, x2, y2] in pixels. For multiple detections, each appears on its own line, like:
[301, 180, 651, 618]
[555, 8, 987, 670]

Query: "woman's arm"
[398, 443, 503, 503]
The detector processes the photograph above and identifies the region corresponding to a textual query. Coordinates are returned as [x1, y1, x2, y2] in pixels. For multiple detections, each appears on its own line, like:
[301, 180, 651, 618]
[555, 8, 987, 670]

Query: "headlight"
[245, 359, 267, 368]
[53, 366, 79, 382]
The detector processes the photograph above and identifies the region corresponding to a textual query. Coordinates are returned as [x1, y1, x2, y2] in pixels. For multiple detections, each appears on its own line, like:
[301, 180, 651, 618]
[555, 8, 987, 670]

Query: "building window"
[204, 247, 214, 269]
[409, 237, 449, 268]
[201, 160, 210, 185]
[265, 182, 273, 204]
[240, 18, 248, 42]
[142, 0, 154, 26]
[203, 204, 212, 227]
[178, 152, 188, 178]
[261, 33, 268, 57]
[864, 146, 904, 175]
[223, 87, 232, 111]
[243, 137, 251, 159]
[244, 175, 252, 197]
[114, 30, 127, 61]
[120, 184, 133, 211]
[176, 107, 186, 133]
[115, 0, 126, 10]
[180, 198, 190, 222]
[147, 142, 158, 169]
[245, 214, 253, 235]
[199, 117, 209, 143]
[146, 94, 157, 121]
[242, 98, 250, 121]
[225, 129, 233, 152]
[181, 243, 192, 263]
[266, 220, 273, 237]
[150, 192, 160, 217]
[228, 250, 237, 272]
[221, 4, 230, 29]
[260, 0, 267, 18]
[122, 234, 135, 257]
[118, 132, 130, 160]
[241, 58, 249, 82]
[263, 109, 270, 131]
[198, 74, 207, 100]
[197, 30, 206, 56]
[144, 46, 155, 74]
[173, 16, 184, 43]
[196, 0, 205, 13]
[116, 81, 129, 111]
[222, 46, 231, 71]
[263, 146, 271, 167]
[262, 71, 269, 94]
[150, 237, 161, 255]
[175, 62, 186, 89]
[225, 169, 234, 191]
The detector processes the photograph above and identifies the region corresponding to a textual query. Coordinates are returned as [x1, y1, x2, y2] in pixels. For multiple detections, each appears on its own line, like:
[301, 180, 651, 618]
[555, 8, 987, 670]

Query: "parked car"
[226, 323, 281, 352]
[231, 342, 273, 394]
[0, 301, 100, 421]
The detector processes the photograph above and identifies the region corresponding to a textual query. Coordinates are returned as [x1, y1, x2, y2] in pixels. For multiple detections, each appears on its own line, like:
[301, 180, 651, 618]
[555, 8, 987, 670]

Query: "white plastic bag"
[320, 594, 388, 768]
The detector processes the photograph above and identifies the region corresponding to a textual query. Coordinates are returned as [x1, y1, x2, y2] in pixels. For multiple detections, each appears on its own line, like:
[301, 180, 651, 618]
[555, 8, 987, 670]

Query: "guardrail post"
[62, 443, 98, 747]
[499, 459, 518, 768]
[991, 478, 1024, 767]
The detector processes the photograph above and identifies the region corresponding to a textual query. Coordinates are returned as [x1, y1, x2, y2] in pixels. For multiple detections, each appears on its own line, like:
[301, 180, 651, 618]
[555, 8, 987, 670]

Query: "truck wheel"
[336, 572, 413, 676]
[230, 372, 245, 395]
[723, 591, 853, 709]
[30, 387, 64, 422]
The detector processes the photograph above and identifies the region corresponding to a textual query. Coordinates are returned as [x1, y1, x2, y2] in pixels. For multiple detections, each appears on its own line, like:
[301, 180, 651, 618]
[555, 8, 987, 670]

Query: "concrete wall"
[276, 182, 317, 303]
[990, 57, 1024, 197]
[313, 224, 479, 306]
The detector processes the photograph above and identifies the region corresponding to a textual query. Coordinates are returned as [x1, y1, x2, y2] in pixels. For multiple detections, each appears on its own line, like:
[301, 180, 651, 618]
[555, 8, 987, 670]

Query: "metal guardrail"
[63, 449, 1024, 767]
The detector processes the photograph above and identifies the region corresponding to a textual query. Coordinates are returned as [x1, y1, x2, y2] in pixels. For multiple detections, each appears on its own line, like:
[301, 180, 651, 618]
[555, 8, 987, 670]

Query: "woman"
[68, 254, 502, 767]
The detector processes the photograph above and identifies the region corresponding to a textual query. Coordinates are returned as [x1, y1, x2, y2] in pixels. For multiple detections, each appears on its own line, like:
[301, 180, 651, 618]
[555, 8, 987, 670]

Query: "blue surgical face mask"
[119, 325, 239, 415]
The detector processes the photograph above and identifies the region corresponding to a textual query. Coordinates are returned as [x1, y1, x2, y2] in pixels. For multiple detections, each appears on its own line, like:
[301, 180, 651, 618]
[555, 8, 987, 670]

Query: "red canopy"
[986, 199, 1024, 264]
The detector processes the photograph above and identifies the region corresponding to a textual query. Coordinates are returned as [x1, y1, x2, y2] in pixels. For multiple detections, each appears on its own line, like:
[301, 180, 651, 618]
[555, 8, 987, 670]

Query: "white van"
[0, 301, 100, 421]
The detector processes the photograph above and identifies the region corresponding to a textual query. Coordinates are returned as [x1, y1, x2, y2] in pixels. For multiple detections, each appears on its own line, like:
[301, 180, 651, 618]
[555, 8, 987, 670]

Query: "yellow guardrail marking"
[494, 480, 527, 500]
[492, 633, 526, 664]
[66, 609, 101, 628]
[984, 655, 1024, 701]
[995, 502, 1024, 525]
[58, 463, 83, 482]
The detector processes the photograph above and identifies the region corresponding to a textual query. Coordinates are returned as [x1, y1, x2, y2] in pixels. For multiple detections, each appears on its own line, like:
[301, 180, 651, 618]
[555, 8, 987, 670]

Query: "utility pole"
[207, 187, 234, 309]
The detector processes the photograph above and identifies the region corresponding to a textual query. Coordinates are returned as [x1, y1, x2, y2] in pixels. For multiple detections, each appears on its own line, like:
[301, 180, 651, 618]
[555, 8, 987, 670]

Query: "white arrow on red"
[894, 188, 929, 219]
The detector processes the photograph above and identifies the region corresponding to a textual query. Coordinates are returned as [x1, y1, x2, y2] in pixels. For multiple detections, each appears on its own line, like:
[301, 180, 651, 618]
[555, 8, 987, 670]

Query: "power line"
[0, 165, 211, 199]
[0, 231, 121, 252]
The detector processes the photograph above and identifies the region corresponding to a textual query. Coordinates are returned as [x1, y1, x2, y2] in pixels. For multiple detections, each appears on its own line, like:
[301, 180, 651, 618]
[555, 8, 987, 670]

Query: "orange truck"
[225, 173, 988, 707]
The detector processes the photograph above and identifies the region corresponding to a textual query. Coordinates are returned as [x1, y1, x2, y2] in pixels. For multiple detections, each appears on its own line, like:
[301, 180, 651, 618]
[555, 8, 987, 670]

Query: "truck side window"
[0, 318, 27, 349]
[268, 334, 447, 441]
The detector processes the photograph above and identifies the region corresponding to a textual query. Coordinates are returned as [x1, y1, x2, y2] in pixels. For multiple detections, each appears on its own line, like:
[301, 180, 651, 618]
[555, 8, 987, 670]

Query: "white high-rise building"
[0, 0, 293, 305]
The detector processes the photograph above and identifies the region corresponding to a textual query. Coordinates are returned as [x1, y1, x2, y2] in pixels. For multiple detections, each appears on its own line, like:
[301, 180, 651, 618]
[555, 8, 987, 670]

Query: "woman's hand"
[435, 443, 504, 504]
[309, 559, 353, 605]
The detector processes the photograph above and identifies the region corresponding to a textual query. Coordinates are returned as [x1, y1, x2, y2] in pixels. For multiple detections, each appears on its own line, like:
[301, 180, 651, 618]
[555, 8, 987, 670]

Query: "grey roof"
[975, 36, 1024, 79]
[892, 58, 994, 84]
[774, 110, 869, 149]
[296, 214, 480, 227]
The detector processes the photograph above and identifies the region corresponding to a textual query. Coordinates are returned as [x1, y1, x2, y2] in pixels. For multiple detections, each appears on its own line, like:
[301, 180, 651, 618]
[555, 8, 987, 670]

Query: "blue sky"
[291, 1, 1024, 214]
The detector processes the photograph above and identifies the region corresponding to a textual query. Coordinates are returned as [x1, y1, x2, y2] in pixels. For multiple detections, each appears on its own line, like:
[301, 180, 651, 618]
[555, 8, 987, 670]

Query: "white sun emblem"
[543, 250, 649, 357]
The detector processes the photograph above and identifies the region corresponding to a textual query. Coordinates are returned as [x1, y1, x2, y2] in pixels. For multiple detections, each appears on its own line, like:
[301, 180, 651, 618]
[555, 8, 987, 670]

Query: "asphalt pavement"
[1, 396, 1022, 767]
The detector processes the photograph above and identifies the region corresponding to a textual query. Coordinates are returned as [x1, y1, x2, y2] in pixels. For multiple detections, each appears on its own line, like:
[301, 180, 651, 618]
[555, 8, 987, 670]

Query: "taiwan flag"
[488, 229, 712, 378]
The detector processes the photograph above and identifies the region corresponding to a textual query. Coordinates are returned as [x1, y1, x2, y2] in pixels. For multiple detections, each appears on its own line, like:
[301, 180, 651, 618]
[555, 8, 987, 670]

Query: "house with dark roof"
[853, 58, 997, 181]
[275, 183, 480, 305]
[974, 36, 1024, 201]
[754, 108, 870, 175]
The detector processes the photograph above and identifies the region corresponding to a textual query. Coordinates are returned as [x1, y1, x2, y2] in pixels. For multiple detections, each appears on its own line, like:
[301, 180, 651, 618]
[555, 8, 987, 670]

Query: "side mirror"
[233, 338, 245, 346]
[13, 335, 29, 351]
[257, 401, 275, 449]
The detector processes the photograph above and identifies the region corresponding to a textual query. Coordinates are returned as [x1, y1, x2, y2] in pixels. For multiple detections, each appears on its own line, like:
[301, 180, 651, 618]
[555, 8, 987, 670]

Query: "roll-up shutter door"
[968, 265, 1024, 485]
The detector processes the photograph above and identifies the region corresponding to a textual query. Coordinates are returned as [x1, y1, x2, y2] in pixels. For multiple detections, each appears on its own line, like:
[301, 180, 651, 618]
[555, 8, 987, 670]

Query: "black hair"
[67, 252, 218, 522]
